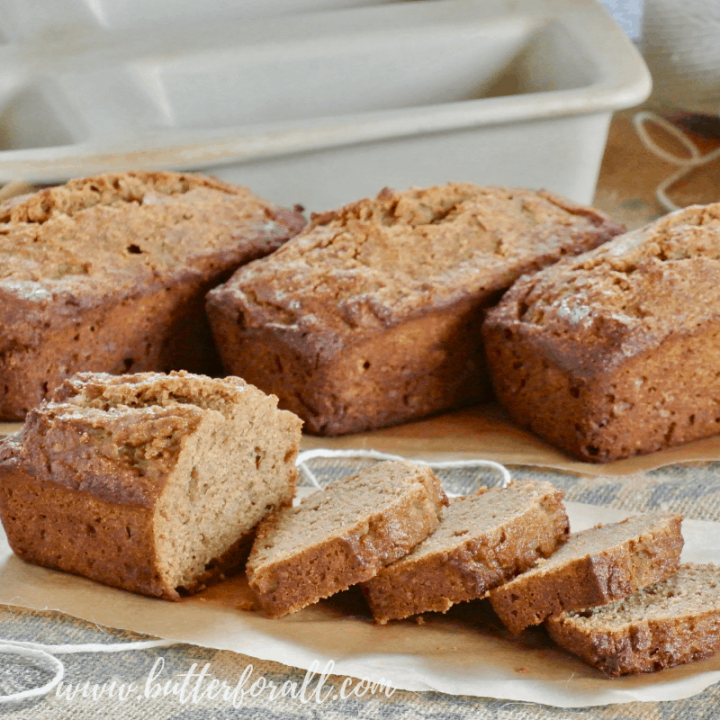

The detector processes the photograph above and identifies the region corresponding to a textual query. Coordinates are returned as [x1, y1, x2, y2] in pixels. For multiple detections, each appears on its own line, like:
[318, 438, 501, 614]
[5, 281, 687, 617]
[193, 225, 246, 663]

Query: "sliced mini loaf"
[0, 371, 302, 599]
[546, 564, 720, 676]
[246, 461, 448, 618]
[361, 479, 569, 624]
[489, 513, 684, 633]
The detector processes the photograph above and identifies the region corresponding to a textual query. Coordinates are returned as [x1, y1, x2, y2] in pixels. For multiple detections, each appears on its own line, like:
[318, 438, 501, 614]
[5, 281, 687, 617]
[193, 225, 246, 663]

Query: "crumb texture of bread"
[489, 513, 684, 634]
[546, 564, 720, 676]
[361, 479, 569, 623]
[0, 171, 305, 419]
[483, 202, 720, 462]
[246, 460, 448, 618]
[207, 183, 623, 435]
[0, 370, 302, 599]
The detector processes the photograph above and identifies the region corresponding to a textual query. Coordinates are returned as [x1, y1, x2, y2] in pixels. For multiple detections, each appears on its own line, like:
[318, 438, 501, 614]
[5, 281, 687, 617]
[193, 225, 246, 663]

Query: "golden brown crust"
[483, 203, 720, 462]
[489, 513, 684, 634]
[0, 171, 305, 419]
[360, 480, 569, 624]
[0, 457, 169, 596]
[207, 184, 623, 435]
[208, 293, 493, 435]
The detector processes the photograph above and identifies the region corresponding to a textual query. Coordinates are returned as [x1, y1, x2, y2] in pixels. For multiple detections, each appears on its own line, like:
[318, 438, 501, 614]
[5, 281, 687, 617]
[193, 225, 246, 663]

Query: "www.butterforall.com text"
[55, 657, 396, 707]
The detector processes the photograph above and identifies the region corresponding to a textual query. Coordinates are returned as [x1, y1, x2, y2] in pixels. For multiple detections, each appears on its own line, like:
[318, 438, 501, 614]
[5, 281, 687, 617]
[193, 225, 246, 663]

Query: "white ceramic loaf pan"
[0, 0, 650, 211]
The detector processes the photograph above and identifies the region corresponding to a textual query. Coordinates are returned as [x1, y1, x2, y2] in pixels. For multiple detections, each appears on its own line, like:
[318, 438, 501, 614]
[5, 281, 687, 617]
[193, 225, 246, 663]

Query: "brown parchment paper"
[299, 404, 720, 476]
[1, 492, 719, 708]
[6, 404, 720, 477]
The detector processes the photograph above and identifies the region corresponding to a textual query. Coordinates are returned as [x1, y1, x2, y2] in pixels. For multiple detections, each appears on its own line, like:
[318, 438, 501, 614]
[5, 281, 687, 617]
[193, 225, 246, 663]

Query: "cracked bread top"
[0, 370, 278, 507]
[212, 184, 622, 349]
[486, 203, 720, 377]
[0, 171, 304, 297]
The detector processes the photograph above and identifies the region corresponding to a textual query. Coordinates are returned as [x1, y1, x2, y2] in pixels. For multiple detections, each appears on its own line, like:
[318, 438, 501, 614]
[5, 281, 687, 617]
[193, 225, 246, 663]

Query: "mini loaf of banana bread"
[361, 479, 569, 624]
[246, 461, 448, 618]
[483, 203, 720, 462]
[546, 564, 720, 676]
[207, 184, 623, 435]
[0, 171, 305, 419]
[0, 371, 302, 599]
[489, 513, 684, 634]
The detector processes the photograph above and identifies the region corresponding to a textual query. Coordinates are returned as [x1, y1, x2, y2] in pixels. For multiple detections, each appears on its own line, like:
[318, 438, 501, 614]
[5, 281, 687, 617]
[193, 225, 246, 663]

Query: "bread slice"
[0, 371, 302, 599]
[489, 513, 684, 633]
[546, 564, 720, 676]
[360, 479, 569, 624]
[246, 461, 448, 618]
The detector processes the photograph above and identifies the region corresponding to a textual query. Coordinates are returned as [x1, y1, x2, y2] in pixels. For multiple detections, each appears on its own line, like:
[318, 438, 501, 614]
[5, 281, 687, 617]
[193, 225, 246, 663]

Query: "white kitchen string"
[633, 110, 720, 212]
[0, 638, 176, 706]
[296, 448, 512, 494]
